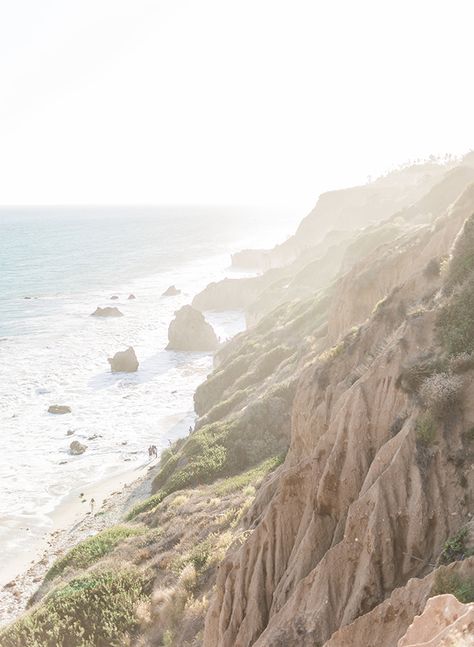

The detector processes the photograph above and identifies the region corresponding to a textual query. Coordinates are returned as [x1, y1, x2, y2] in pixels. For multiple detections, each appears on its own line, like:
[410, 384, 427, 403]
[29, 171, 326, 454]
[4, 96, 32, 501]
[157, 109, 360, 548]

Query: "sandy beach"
[0, 457, 160, 627]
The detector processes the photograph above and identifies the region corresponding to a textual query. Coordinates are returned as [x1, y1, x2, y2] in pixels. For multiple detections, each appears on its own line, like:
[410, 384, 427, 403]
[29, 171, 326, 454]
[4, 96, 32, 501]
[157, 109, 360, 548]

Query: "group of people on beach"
[148, 445, 158, 459]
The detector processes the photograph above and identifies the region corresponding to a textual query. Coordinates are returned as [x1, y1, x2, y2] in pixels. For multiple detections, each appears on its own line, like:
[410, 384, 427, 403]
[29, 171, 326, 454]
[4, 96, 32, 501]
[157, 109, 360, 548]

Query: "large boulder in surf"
[162, 285, 181, 297]
[91, 306, 123, 318]
[166, 305, 218, 352]
[107, 346, 139, 372]
[69, 440, 87, 455]
[48, 405, 71, 415]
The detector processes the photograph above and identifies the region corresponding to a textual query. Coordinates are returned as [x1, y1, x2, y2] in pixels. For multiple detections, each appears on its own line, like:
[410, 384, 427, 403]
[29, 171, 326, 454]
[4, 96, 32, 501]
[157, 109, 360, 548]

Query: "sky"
[0, 0, 473, 207]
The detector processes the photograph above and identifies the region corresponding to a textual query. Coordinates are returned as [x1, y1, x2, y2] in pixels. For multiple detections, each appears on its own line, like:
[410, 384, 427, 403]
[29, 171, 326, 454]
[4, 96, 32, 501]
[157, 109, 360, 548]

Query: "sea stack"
[107, 346, 139, 372]
[166, 305, 218, 351]
[48, 405, 71, 414]
[91, 306, 123, 317]
[69, 440, 87, 455]
[162, 285, 181, 296]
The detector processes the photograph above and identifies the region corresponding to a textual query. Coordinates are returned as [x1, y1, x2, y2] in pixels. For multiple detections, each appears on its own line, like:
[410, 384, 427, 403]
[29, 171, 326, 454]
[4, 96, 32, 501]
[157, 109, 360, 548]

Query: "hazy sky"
[0, 0, 473, 207]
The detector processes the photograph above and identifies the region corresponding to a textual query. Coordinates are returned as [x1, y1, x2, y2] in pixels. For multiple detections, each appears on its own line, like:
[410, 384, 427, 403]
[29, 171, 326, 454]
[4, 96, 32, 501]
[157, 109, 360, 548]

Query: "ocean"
[0, 205, 298, 583]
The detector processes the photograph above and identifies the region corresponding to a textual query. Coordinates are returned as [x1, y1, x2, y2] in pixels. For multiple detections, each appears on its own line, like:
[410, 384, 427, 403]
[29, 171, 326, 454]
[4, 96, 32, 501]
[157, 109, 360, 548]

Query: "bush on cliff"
[0, 567, 150, 647]
[438, 526, 474, 565]
[445, 213, 474, 290]
[437, 275, 474, 355]
[45, 525, 145, 582]
[432, 570, 474, 603]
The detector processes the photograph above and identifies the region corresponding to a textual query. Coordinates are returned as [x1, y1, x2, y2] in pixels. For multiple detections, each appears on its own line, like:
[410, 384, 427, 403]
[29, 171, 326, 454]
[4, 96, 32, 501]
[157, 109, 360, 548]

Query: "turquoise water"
[0, 206, 295, 336]
[0, 205, 298, 589]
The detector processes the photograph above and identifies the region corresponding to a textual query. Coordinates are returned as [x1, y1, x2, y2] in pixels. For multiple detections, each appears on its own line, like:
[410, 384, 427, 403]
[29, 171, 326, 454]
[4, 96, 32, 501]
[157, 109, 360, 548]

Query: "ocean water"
[0, 205, 298, 581]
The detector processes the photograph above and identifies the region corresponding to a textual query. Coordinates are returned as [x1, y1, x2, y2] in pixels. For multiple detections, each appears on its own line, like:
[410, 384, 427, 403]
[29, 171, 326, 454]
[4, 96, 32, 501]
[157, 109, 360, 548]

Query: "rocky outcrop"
[69, 440, 86, 455]
[195, 163, 474, 324]
[193, 231, 350, 317]
[231, 249, 269, 270]
[241, 161, 454, 271]
[107, 347, 139, 372]
[127, 294, 136, 300]
[166, 305, 218, 352]
[203, 185, 474, 647]
[90, 306, 123, 317]
[7, 158, 474, 647]
[162, 285, 181, 296]
[398, 594, 474, 647]
[324, 560, 474, 647]
[192, 276, 271, 312]
[48, 405, 71, 414]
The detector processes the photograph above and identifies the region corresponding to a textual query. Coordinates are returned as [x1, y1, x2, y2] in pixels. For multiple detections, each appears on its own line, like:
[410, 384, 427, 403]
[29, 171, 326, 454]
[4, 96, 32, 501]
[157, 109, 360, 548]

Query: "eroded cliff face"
[5, 166, 474, 647]
[398, 593, 474, 646]
[193, 162, 474, 327]
[203, 185, 474, 646]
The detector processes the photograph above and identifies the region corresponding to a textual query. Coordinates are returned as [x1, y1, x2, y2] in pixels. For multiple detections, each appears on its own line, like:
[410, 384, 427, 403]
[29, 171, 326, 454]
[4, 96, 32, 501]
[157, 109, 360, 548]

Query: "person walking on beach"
[90, 498, 95, 515]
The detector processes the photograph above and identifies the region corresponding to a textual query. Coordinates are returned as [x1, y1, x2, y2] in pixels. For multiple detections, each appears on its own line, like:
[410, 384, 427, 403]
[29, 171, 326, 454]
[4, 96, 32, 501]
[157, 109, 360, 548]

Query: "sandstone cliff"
[203, 185, 474, 647]
[4, 165, 474, 647]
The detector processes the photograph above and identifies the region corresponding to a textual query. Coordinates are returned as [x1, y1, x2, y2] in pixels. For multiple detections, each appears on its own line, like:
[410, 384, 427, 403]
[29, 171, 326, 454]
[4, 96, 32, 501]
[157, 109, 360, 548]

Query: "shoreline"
[0, 455, 161, 627]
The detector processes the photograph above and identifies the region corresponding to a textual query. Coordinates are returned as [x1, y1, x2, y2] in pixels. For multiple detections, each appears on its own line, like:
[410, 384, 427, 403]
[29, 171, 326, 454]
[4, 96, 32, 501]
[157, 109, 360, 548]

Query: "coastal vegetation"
[4, 161, 474, 646]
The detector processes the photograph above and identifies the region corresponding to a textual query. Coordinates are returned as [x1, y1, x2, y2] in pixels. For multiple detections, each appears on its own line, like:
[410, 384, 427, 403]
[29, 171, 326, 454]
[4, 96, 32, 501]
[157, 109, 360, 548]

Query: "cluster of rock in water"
[48, 287, 219, 456]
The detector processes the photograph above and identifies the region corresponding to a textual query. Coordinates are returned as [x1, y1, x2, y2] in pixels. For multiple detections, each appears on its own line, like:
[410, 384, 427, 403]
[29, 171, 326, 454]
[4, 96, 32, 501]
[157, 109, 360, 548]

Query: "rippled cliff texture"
[3, 157, 474, 647]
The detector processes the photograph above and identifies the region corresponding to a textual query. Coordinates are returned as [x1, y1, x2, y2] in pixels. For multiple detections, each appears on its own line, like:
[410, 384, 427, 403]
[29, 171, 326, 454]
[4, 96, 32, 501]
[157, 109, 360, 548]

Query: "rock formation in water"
[166, 305, 218, 351]
[47, 405, 71, 414]
[162, 285, 181, 296]
[128, 293, 136, 300]
[90, 306, 123, 317]
[107, 346, 139, 372]
[69, 440, 86, 455]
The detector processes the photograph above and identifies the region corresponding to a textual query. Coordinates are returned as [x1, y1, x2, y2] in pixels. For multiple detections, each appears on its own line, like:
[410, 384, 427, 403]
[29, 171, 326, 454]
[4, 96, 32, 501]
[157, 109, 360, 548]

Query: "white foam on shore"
[0, 253, 246, 583]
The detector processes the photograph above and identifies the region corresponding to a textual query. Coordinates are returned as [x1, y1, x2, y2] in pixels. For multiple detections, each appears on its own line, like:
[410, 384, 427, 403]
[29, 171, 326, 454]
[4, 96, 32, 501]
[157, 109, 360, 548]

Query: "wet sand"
[0, 458, 159, 627]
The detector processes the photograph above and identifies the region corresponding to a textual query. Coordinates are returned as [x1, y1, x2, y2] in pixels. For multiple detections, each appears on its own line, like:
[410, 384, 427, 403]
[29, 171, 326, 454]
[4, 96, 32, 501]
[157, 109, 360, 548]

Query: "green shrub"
[431, 570, 474, 603]
[445, 214, 474, 289]
[213, 455, 284, 496]
[423, 257, 441, 280]
[0, 568, 150, 647]
[437, 274, 474, 355]
[201, 388, 249, 426]
[45, 526, 145, 582]
[149, 389, 290, 505]
[419, 372, 463, 417]
[397, 355, 447, 393]
[439, 527, 474, 565]
[449, 352, 474, 374]
[233, 345, 292, 392]
[463, 427, 474, 442]
[189, 540, 212, 572]
[194, 353, 253, 416]
[416, 412, 436, 446]
[126, 491, 166, 520]
[165, 443, 228, 492]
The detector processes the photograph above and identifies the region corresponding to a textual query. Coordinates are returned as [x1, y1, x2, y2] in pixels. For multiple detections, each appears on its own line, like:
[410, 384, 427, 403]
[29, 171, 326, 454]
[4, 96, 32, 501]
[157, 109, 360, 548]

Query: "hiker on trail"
[148, 446, 153, 459]
[90, 498, 95, 515]
[152, 445, 158, 458]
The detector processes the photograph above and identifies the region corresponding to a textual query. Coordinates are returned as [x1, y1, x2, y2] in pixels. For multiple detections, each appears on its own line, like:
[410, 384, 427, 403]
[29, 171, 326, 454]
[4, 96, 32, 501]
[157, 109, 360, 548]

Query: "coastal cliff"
[3, 159, 474, 647]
